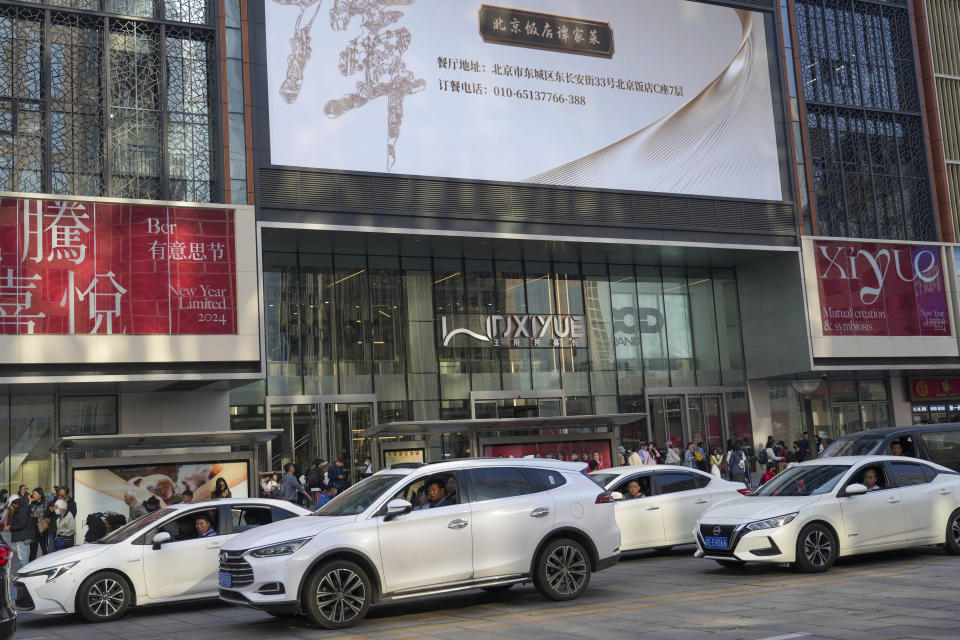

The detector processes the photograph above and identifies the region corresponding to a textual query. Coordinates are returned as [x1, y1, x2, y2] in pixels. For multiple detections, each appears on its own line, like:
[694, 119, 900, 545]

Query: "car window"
[890, 462, 928, 487]
[467, 467, 539, 502]
[314, 473, 404, 517]
[821, 434, 886, 457]
[154, 508, 219, 542]
[922, 465, 940, 482]
[524, 468, 567, 491]
[656, 472, 698, 494]
[919, 429, 960, 467]
[589, 472, 619, 488]
[888, 435, 918, 457]
[99, 508, 172, 544]
[754, 465, 850, 496]
[231, 506, 272, 533]
[693, 474, 711, 489]
[848, 464, 890, 491]
[271, 506, 299, 522]
[614, 474, 653, 499]
[384, 472, 461, 512]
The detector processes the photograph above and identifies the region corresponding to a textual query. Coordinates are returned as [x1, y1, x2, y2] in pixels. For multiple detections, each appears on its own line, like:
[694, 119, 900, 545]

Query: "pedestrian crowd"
[0, 485, 82, 566]
[259, 457, 356, 509]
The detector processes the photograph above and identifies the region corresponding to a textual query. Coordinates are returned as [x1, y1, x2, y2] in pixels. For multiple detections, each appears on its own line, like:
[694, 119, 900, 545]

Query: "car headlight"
[248, 538, 312, 558]
[745, 513, 798, 532]
[19, 561, 79, 583]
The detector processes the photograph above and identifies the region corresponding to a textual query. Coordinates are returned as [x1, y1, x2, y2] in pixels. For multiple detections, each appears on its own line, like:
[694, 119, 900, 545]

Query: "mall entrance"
[646, 390, 729, 451]
[265, 394, 377, 485]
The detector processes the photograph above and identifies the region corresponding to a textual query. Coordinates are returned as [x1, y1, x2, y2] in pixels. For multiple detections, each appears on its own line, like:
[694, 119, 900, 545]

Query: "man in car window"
[423, 477, 455, 509]
[195, 513, 217, 537]
[890, 440, 904, 456]
[625, 480, 644, 499]
[862, 468, 881, 491]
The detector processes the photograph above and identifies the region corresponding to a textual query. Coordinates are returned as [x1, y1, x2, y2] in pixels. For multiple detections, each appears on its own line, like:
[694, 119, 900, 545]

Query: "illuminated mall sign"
[440, 314, 586, 348]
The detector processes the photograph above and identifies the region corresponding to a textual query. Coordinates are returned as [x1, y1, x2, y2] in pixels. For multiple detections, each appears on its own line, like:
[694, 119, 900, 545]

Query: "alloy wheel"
[87, 577, 125, 618]
[952, 515, 960, 545]
[315, 567, 366, 624]
[544, 544, 588, 596]
[803, 529, 832, 568]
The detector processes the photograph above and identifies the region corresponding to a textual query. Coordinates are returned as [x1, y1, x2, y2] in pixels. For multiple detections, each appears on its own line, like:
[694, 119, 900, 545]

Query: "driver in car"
[195, 513, 217, 537]
[423, 477, 455, 509]
[862, 468, 881, 491]
[626, 480, 644, 499]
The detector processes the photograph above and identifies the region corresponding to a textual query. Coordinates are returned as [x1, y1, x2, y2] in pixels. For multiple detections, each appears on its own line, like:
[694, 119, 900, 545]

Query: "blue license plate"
[704, 536, 728, 549]
[218, 572, 232, 588]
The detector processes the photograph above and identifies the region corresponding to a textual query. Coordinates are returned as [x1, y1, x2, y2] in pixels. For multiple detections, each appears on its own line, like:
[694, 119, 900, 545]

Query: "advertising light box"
[265, 0, 783, 201]
[0, 195, 260, 372]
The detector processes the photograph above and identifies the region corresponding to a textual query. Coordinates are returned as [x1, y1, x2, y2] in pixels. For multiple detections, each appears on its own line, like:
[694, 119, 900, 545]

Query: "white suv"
[218, 459, 621, 629]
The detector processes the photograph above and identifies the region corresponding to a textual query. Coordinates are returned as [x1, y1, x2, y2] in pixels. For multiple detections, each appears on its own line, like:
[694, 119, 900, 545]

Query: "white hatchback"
[14, 498, 311, 622]
[590, 465, 750, 552]
[218, 459, 621, 629]
[695, 456, 960, 572]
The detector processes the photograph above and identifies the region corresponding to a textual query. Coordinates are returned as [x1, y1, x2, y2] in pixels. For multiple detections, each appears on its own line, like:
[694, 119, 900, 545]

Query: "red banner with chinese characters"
[909, 377, 960, 402]
[0, 197, 237, 335]
[813, 240, 950, 337]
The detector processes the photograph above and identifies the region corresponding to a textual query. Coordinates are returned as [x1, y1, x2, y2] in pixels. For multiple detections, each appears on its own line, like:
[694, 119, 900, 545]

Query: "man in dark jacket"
[306, 459, 326, 505]
[5, 495, 32, 565]
[327, 460, 346, 491]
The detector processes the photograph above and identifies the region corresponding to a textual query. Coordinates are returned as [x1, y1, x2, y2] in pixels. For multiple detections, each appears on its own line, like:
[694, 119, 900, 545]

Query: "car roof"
[377, 457, 588, 476]
[833, 424, 959, 439]
[798, 454, 944, 468]
[163, 497, 311, 513]
[591, 464, 703, 477]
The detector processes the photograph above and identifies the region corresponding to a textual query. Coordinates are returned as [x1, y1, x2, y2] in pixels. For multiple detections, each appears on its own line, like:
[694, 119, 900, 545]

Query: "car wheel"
[714, 559, 745, 568]
[481, 584, 515, 593]
[302, 560, 371, 630]
[795, 523, 836, 573]
[533, 538, 591, 601]
[77, 571, 132, 622]
[945, 508, 960, 555]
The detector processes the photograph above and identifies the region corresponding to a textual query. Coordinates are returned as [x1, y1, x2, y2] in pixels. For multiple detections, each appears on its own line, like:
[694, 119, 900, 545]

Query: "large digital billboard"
[265, 0, 783, 201]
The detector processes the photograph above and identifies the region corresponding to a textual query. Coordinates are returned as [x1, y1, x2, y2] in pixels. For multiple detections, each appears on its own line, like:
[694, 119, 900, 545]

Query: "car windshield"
[96, 508, 174, 544]
[589, 473, 619, 488]
[821, 434, 886, 457]
[313, 474, 405, 516]
[754, 465, 851, 496]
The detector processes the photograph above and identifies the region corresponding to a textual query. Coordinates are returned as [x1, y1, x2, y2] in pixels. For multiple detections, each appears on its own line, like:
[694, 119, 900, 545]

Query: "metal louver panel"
[337, 174, 373, 209]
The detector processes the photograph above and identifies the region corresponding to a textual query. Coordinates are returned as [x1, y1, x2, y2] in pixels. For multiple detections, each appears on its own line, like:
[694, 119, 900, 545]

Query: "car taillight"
[737, 488, 752, 496]
[595, 492, 614, 504]
[0, 546, 11, 566]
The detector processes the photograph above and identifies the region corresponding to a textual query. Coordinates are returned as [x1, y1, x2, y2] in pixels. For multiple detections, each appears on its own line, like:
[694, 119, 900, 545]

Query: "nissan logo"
[713, 526, 721, 536]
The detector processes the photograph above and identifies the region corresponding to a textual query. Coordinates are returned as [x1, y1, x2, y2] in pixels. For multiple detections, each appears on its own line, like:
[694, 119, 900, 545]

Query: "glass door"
[327, 403, 375, 486]
[649, 395, 684, 449]
[268, 404, 321, 472]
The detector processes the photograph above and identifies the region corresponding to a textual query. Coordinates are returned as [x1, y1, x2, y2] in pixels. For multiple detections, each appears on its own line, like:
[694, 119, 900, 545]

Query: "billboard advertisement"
[812, 240, 950, 337]
[0, 197, 237, 335]
[383, 448, 425, 468]
[265, 0, 782, 201]
[72, 460, 249, 542]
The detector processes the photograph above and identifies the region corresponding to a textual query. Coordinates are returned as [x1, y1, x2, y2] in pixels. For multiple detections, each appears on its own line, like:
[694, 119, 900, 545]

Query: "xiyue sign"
[440, 314, 586, 348]
[814, 241, 949, 337]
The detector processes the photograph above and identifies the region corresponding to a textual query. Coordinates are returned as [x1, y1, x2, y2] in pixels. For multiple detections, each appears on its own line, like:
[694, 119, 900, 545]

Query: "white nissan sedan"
[695, 456, 960, 572]
[14, 498, 311, 622]
[590, 465, 750, 552]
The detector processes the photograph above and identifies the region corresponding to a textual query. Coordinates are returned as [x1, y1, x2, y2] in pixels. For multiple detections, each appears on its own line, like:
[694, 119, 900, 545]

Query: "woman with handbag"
[29, 488, 47, 560]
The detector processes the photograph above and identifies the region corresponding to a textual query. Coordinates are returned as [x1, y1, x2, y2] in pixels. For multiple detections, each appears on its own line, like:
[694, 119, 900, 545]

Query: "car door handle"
[695, 499, 709, 504]
[646, 506, 660, 511]
[448, 519, 468, 529]
[530, 507, 550, 518]
[206, 542, 224, 549]
[887, 497, 901, 504]
[939, 488, 951, 495]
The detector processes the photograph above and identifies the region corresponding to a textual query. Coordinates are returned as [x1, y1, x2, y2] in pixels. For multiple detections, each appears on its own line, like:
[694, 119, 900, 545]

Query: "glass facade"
[0, 393, 55, 494]
[259, 234, 748, 426]
[794, 0, 937, 240]
[0, 0, 218, 201]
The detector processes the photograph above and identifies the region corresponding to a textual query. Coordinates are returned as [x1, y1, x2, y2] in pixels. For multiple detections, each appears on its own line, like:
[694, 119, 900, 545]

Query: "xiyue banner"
[813, 240, 949, 337]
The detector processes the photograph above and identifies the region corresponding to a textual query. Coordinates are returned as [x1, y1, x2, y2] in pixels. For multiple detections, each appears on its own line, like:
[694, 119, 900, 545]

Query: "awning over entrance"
[53, 429, 282, 453]
[363, 413, 645, 437]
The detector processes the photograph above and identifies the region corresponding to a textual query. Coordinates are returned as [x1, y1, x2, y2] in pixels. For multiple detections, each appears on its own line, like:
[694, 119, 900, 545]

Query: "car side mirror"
[151, 531, 172, 550]
[384, 499, 413, 521]
[610, 491, 624, 501]
[844, 483, 868, 497]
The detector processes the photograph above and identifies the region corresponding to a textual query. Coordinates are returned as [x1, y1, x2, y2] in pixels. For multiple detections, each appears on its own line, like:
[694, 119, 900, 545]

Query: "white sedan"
[14, 498, 311, 622]
[695, 455, 960, 572]
[590, 465, 750, 552]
